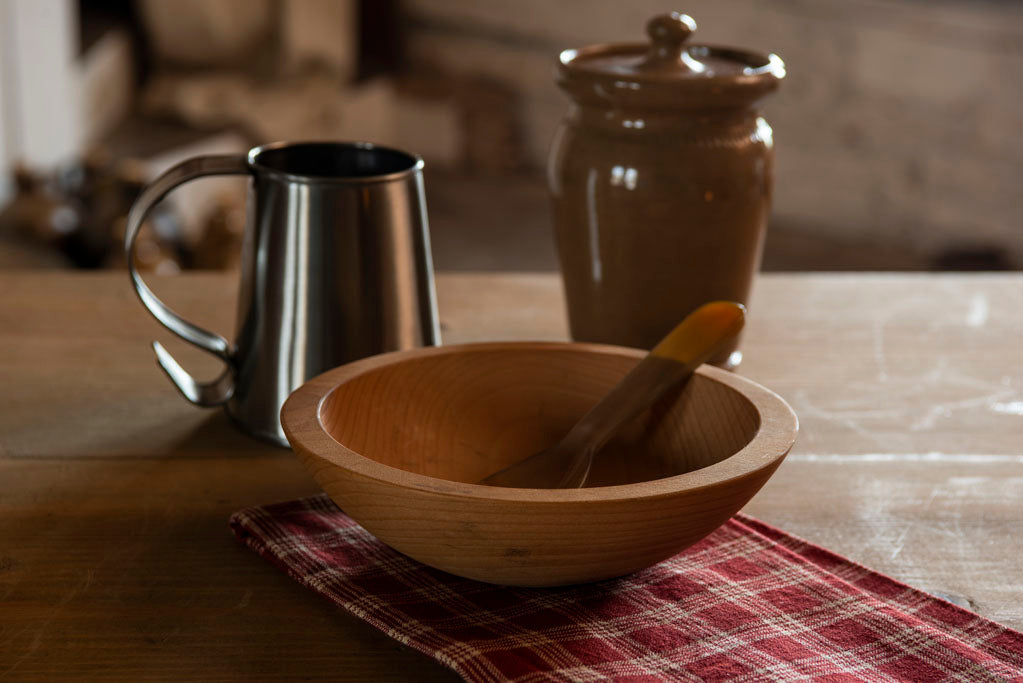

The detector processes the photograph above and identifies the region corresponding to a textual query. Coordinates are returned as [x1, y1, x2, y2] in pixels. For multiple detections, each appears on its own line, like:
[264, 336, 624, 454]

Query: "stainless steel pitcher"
[125, 141, 441, 446]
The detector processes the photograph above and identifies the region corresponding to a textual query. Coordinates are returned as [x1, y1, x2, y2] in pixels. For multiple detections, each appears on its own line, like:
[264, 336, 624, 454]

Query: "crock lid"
[557, 12, 785, 109]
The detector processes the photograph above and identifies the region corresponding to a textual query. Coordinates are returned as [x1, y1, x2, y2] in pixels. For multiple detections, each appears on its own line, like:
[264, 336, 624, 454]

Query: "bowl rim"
[280, 341, 798, 503]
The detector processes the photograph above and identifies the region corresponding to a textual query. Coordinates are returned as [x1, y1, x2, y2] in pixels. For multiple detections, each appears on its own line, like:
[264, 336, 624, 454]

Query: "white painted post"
[0, 0, 81, 202]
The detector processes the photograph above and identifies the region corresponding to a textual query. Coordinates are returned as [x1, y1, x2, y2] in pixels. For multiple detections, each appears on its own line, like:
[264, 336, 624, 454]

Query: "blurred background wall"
[1, 0, 1021, 272]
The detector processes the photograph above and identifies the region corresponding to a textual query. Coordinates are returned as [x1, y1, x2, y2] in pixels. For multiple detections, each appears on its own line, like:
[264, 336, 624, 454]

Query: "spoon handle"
[482, 301, 746, 488]
[551, 301, 746, 487]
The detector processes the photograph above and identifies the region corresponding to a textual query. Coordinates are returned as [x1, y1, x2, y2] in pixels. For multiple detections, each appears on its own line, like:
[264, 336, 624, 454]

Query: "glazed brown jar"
[549, 12, 784, 367]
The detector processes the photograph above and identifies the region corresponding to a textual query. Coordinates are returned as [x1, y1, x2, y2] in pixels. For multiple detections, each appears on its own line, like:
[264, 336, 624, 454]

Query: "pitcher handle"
[124, 154, 251, 407]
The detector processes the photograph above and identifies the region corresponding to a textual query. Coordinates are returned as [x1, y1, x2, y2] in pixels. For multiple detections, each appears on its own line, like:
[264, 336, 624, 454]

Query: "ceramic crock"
[549, 12, 784, 367]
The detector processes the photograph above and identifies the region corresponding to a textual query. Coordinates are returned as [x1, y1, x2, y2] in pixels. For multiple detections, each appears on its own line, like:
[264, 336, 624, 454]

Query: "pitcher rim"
[247, 140, 425, 185]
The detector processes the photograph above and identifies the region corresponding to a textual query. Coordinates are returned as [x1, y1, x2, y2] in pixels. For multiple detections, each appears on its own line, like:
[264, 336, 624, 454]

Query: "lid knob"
[640, 13, 698, 72]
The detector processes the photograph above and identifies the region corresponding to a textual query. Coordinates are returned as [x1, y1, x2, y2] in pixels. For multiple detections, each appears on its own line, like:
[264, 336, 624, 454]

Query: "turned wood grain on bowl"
[281, 342, 797, 586]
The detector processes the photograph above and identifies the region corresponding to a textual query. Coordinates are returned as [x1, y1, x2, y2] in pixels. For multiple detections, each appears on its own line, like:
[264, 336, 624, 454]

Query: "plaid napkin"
[230, 495, 1022, 682]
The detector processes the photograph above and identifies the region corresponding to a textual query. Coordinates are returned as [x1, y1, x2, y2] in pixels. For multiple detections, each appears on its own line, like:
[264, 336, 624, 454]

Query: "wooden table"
[2, 271, 1021, 680]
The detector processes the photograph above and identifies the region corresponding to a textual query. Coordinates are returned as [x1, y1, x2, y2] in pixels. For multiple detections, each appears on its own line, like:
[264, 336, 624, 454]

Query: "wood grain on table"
[1, 271, 1021, 680]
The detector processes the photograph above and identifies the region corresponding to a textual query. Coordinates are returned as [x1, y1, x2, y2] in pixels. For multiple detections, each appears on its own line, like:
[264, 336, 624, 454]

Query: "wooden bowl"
[281, 342, 797, 586]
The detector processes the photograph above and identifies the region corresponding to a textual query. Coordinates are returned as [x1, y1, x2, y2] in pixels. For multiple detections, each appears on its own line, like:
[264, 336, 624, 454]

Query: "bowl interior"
[318, 347, 761, 487]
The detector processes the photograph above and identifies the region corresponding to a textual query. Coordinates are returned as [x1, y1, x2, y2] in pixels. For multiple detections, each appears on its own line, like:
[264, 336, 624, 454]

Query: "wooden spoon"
[480, 301, 746, 489]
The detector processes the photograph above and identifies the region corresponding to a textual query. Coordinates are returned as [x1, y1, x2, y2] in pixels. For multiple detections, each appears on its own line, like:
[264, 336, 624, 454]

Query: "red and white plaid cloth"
[230, 495, 1022, 682]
